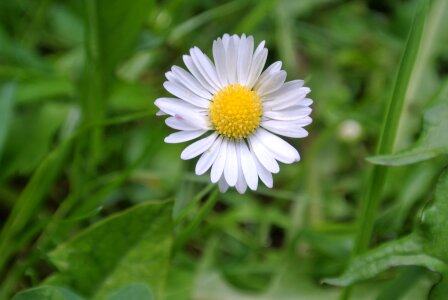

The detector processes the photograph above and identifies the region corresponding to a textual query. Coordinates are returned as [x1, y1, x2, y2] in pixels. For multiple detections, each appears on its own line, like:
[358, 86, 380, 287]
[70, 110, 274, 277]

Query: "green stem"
[341, 1, 429, 298]
[174, 188, 220, 253]
[82, 0, 105, 171]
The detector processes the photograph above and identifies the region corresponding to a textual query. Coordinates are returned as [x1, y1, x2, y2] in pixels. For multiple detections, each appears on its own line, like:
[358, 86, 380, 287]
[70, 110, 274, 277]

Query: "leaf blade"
[46, 201, 173, 300]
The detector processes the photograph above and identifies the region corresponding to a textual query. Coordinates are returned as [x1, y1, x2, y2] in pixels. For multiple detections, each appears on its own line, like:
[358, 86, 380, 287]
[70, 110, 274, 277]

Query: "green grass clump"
[1, 0, 448, 299]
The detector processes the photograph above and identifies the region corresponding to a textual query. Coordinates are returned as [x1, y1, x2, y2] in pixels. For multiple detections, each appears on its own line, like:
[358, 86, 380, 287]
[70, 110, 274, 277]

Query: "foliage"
[1, 0, 448, 299]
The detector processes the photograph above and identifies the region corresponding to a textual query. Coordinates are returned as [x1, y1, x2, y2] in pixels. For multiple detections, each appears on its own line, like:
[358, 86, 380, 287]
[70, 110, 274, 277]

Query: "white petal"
[165, 116, 198, 131]
[264, 94, 311, 111]
[235, 162, 248, 194]
[262, 120, 310, 138]
[166, 71, 209, 100]
[263, 117, 313, 128]
[225, 36, 238, 84]
[237, 35, 254, 86]
[181, 132, 218, 160]
[264, 106, 312, 121]
[255, 128, 300, 163]
[156, 110, 167, 116]
[262, 80, 305, 100]
[255, 70, 287, 96]
[222, 34, 231, 48]
[213, 38, 228, 86]
[224, 140, 238, 187]
[191, 47, 222, 90]
[195, 136, 223, 175]
[164, 130, 207, 143]
[246, 42, 267, 88]
[263, 86, 311, 111]
[248, 135, 279, 173]
[170, 66, 212, 99]
[183, 55, 217, 94]
[253, 154, 273, 188]
[218, 175, 229, 192]
[211, 139, 228, 183]
[155, 98, 209, 129]
[163, 81, 210, 108]
[302, 98, 313, 106]
[155, 97, 201, 114]
[255, 61, 282, 86]
[238, 141, 258, 191]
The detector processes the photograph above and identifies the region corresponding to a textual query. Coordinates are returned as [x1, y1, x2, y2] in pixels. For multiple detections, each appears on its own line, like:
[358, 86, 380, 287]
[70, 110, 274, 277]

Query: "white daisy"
[155, 34, 312, 194]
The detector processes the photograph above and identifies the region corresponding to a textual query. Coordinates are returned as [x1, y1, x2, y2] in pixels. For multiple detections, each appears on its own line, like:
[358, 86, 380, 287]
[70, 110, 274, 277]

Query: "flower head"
[155, 34, 312, 193]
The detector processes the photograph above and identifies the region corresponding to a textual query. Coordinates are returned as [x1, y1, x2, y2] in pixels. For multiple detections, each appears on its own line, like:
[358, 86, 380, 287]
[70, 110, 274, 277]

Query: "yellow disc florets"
[209, 84, 262, 139]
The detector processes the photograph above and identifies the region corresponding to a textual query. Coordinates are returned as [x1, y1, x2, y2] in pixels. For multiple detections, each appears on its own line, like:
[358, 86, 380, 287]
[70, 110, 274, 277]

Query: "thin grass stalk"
[341, 1, 429, 298]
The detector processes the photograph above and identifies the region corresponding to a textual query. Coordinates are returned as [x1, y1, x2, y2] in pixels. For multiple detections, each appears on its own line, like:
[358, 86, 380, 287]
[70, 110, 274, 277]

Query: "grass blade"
[341, 1, 430, 298]
[0, 82, 15, 159]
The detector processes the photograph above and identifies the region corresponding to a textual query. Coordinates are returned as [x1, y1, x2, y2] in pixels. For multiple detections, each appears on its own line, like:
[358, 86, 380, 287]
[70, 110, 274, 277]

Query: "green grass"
[1, 0, 448, 299]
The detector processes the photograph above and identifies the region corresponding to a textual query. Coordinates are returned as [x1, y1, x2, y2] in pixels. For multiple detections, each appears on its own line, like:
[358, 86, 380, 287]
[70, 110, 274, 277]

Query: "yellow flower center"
[209, 84, 262, 139]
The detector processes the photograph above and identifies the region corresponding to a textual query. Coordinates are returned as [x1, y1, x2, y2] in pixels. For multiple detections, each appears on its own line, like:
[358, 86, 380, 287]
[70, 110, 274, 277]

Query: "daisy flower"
[155, 34, 312, 193]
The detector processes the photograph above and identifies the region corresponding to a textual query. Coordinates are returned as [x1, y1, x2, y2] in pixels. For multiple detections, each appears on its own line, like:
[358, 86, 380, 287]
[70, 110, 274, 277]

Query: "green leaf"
[80, 0, 153, 166]
[81, 0, 154, 103]
[368, 80, 448, 166]
[0, 82, 15, 158]
[168, 1, 246, 44]
[89, 0, 153, 79]
[192, 238, 338, 300]
[350, 0, 430, 260]
[107, 283, 152, 300]
[429, 274, 448, 300]
[323, 234, 445, 286]
[419, 168, 448, 260]
[325, 168, 448, 287]
[376, 267, 427, 300]
[16, 77, 74, 105]
[0, 139, 70, 275]
[1, 103, 70, 177]
[46, 201, 173, 300]
[194, 260, 339, 300]
[12, 285, 84, 300]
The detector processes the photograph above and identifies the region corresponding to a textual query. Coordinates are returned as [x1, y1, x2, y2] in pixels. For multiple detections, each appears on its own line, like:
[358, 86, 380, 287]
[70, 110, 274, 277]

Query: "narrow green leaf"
[81, 0, 153, 167]
[340, 6, 430, 297]
[168, 0, 246, 43]
[175, 188, 219, 251]
[368, 80, 448, 166]
[16, 77, 74, 105]
[349, 0, 430, 271]
[0, 82, 15, 158]
[275, 1, 299, 77]
[1, 103, 70, 177]
[0, 141, 70, 274]
[46, 201, 173, 300]
[90, 0, 154, 79]
[234, 0, 276, 33]
[12, 285, 84, 300]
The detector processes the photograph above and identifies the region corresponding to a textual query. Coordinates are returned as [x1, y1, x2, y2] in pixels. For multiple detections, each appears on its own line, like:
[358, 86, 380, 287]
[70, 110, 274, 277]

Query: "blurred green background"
[1, 0, 448, 299]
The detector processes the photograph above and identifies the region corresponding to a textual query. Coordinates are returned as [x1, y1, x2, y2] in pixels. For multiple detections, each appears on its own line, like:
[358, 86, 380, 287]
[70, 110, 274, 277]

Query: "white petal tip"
[164, 136, 175, 143]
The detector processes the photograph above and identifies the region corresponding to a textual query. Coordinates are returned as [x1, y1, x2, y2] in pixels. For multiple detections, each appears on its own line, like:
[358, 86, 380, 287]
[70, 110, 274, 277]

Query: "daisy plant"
[155, 34, 312, 193]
